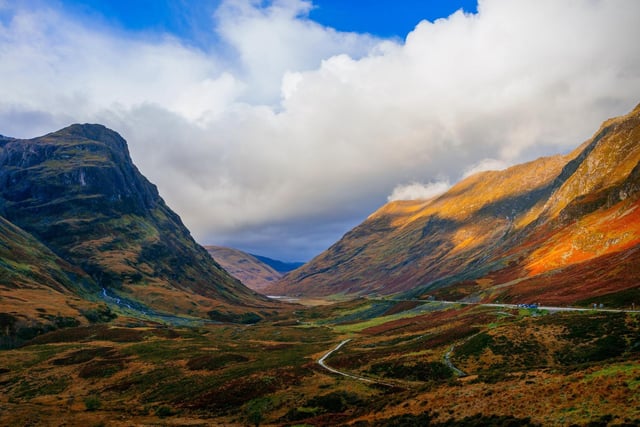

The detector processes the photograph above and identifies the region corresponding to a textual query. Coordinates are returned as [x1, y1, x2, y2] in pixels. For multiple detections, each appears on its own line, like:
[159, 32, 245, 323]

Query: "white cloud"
[388, 181, 451, 202]
[462, 158, 509, 179]
[1, 0, 639, 260]
[214, 0, 378, 104]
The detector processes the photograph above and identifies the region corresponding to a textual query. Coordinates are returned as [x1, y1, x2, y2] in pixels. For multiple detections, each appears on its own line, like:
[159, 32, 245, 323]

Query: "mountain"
[268, 104, 640, 307]
[251, 254, 304, 274]
[204, 246, 284, 292]
[0, 124, 269, 320]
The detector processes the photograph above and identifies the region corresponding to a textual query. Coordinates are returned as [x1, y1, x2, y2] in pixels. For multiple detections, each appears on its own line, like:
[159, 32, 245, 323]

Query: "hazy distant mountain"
[268, 104, 640, 307]
[251, 255, 304, 274]
[0, 124, 269, 321]
[205, 246, 291, 292]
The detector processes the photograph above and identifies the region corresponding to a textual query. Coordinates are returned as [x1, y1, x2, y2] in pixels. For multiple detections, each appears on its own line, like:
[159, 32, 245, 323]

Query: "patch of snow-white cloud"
[462, 158, 509, 179]
[388, 181, 451, 202]
[1, 0, 639, 260]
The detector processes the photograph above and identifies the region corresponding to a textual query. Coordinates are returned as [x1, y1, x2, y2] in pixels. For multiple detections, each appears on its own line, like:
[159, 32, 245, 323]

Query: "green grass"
[583, 363, 640, 390]
[0, 344, 79, 370]
[13, 375, 70, 399]
[332, 302, 452, 333]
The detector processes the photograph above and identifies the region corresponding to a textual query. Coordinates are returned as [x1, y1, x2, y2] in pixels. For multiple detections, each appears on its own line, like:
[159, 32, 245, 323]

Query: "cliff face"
[269, 105, 640, 306]
[0, 124, 268, 317]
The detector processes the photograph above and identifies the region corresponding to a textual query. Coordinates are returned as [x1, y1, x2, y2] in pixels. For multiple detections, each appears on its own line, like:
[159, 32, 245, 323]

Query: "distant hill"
[268, 104, 640, 307]
[251, 255, 304, 274]
[0, 124, 270, 326]
[204, 246, 291, 292]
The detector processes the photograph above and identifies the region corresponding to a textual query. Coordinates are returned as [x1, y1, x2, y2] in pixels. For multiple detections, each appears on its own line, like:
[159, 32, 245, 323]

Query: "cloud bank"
[1, 0, 639, 260]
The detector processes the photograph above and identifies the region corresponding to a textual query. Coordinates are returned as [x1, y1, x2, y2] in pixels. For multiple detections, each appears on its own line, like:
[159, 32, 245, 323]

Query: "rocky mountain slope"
[268, 104, 640, 307]
[0, 124, 269, 321]
[204, 246, 283, 292]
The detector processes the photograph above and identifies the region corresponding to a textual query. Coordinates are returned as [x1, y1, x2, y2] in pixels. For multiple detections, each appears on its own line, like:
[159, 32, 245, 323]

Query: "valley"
[0, 107, 639, 425]
[0, 299, 638, 426]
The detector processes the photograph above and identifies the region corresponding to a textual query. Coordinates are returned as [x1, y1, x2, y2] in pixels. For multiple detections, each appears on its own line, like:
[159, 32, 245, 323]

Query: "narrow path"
[443, 344, 467, 377]
[317, 339, 399, 387]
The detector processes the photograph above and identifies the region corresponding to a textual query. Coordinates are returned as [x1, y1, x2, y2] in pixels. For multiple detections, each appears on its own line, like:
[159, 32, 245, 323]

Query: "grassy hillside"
[0, 216, 109, 348]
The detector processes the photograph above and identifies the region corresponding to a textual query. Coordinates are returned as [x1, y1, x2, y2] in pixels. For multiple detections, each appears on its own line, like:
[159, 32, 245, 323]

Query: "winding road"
[317, 300, 637, 387]
[317, 339, 399, 387]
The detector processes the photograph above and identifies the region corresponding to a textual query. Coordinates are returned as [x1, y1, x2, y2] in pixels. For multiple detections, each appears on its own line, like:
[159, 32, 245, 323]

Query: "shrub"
[84, 395, 102, 411]
[155, 406, 175, 418]
[369, 361, 453, 382]
[186, 353, 249, 371]
[207, 310, 262, 324]
[81, 305, 117, 323]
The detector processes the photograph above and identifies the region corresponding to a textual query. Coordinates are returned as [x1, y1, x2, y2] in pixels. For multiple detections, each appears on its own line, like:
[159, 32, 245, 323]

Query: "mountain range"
[267, 104, 640, 307]
[0, 124, 269, 337]
[2, 103, 639, 341]
[1, 105, 639, 426]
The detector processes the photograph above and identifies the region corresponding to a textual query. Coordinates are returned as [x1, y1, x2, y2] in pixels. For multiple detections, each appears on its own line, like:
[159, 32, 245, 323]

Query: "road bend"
[318, 339, 400, 388]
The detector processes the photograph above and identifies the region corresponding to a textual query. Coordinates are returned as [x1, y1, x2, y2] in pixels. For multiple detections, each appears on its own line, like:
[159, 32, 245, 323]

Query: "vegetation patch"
[185, 374, 280, 411]
[368, 411, 539, 426]
[284, 391, 363, 421]
[207, 310, 262, 324]
[545, 312, 637, 366]
[369, 361, 453, 382]
[83, 395, 102, 411]
[51, 346, 117, 365]
[105, 367, 181, 395]
[382, 301, 422, 316]
[123, 339, 203, 363]
[583, 363, 640, 390]
[81, 305, 117, 323]
[556, 334, 627, 365]
[576, 287, 640, 309]
[455, 332, 493, 359]
[14, 375, 70, 399]
[78, 358, 126, 378]
[186, 353, 249, 371]
[24, 324, 150, 345]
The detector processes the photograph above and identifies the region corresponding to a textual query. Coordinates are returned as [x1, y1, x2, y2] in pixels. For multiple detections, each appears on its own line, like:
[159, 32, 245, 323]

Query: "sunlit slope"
[270, 104, 640, 305]
[0, 216, 102, 327]
[205, 246, 282, 292]
[0, 124, 269, 317]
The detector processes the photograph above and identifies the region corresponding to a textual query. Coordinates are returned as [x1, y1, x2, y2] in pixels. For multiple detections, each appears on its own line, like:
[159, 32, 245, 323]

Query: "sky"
[0, 0, 639, 261]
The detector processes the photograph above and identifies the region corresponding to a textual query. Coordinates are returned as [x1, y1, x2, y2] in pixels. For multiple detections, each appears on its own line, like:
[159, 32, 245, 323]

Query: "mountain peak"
[49, 123, 129, 154]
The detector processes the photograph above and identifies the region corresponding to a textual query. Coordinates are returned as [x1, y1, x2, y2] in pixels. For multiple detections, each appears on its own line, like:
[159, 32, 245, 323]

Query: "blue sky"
[60, 0, 478, 45]
[1, 0, 638, 261]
